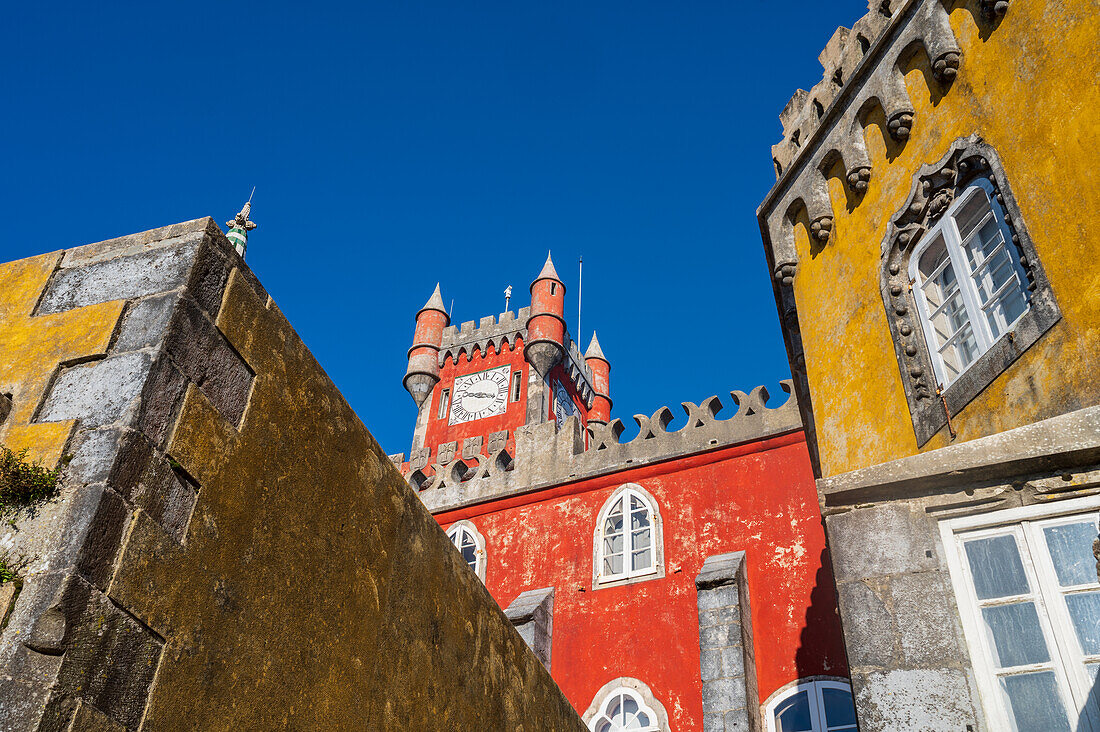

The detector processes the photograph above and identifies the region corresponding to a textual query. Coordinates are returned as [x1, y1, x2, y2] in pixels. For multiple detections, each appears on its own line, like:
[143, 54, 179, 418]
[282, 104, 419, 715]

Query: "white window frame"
[592, 483, 665, 589]
[446, 520, 486, 582]
[940, 496, 1100, 732]
[763, 678, 857, 732]
[581, 678, 669, 732]
[909, 178, 1030, 388]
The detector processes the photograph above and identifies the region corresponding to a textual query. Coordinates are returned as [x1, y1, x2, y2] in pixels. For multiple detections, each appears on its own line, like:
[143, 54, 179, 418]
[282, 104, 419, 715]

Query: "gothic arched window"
[593, 484, 664, 589]
[446, 520, 486, 582]
[582, 679, 669, 732]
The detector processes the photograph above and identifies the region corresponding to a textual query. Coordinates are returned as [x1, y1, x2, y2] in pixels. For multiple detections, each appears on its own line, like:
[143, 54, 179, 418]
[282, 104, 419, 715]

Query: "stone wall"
[0, 221, 585, 731]
[819, 406, 1100, 731]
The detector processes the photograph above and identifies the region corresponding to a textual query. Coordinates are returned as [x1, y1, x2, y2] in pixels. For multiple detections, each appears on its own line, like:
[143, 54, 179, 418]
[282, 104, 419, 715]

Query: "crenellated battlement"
[760, 0, 1011, 287]
[389, 381, 801, 513]
[440, 307, 530, 363]
[561, 333, 596, 407]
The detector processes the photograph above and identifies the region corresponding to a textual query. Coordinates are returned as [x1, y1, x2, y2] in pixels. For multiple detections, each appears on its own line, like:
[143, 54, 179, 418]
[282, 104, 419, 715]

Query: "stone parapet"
[441, 307, 530, 364]
[407, 381, 802, 513]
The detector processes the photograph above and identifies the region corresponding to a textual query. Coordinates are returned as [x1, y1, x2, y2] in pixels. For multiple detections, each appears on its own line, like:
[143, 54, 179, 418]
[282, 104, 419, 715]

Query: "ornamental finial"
[226, 188, 257, 257]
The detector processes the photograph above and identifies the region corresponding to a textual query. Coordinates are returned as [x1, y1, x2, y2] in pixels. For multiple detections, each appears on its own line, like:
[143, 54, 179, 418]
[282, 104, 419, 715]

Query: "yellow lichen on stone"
[791, 1, 1100, 478]
[109, 267, 583, 730]
[0, 253, 125, 467]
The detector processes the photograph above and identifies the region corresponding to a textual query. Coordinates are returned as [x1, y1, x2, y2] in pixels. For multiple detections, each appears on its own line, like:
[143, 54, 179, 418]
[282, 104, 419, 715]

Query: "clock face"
[554, 380, 576, 429]
[449, 365, 511, 425]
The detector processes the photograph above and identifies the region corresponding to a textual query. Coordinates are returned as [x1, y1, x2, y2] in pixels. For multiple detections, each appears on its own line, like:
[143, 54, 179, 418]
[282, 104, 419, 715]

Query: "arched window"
[880, 138, 1060, 447]
[582, 678, 669, 732]
[764, 679, 857, 732]
[446, 520, 486, 582]
[909, 178, 1031, 387]
[593, 484, 664, 588]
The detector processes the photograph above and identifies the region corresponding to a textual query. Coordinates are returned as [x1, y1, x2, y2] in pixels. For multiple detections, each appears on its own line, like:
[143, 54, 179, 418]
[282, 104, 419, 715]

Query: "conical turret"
[525, 253, 567, 377]
[404, 284, 449, 407]
[584, 333, 612, 426]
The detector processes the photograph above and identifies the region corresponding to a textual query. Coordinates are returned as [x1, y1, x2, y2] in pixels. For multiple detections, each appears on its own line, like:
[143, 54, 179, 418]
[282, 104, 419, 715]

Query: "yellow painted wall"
[0, 253, 124, 467]
[793, 0, 1100, 478]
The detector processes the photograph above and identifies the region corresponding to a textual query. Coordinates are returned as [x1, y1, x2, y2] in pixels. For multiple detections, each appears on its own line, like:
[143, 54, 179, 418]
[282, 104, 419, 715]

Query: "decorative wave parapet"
[390, 381, 802, 513]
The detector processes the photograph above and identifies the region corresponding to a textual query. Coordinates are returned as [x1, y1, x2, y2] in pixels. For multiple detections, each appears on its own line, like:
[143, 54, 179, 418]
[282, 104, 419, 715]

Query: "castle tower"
[398, 254, 605, 465]
[524, 253, 566, 377]
[403, 284, 449, 407]
[584, 332, 611, 427]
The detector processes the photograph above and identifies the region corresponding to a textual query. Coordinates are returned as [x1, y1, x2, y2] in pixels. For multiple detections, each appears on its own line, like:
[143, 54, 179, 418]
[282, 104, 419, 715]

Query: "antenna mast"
[577, 256, 583, 345]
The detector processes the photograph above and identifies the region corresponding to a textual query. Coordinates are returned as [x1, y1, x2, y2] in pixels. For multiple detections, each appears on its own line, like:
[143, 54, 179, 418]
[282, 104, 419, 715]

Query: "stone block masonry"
[0, 220, 585, 731]
[695, 552, 759, 732]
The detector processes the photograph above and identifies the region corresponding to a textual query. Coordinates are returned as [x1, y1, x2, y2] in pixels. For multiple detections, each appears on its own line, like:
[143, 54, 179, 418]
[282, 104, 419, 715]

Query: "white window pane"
[995, 288, 1028, 329]
[596, 721, 612, 732]
[1043, 522, 1099, 587]
[981, 602, 1051, 668]
[918, 234, 950, 281]
[631, 509, 650, 530]
[1087, 663, 1100, 682]
[1000, 671, 1072, 732]
[822, 687, 857, 727]
[939, 323, 980, 381]
[774, 690, 814, 732]
[930, 290, 969, 343]
[973, 251, 1012, 303]
[604, 535, 623, 555]
[603, 554, 623, 576]
[631, 548, 653, 572]
[605, 512, 623, 535]
[954, 189, 991, 240]
[964, 534, 1030, 599]
[633, 527, 652, 550]
[1065, 591, 1100, 655]
[963, 216, 1001, 271]
[622, 696, 638, 717]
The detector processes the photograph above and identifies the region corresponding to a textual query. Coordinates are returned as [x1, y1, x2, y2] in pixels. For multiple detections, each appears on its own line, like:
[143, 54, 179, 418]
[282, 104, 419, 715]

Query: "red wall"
[438, 431, 848, 730]
[422, 337, 529, 456]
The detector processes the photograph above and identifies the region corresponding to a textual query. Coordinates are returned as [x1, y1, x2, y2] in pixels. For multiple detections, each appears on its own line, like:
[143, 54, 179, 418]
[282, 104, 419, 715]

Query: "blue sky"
[2, 1, 866, 454]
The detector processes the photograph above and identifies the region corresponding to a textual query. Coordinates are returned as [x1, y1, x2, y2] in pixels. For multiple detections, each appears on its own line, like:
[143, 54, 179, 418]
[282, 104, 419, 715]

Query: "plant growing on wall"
[0, 445, 60, 512]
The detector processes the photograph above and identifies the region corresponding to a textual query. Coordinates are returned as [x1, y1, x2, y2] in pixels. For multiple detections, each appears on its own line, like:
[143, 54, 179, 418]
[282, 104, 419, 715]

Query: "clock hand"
[467, 391, 497, 399]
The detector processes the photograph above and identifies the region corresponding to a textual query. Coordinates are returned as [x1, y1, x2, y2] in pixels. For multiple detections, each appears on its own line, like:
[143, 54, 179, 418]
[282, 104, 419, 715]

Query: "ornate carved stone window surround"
[880, 135, 1060, 446]
[582, 677, 670, 732]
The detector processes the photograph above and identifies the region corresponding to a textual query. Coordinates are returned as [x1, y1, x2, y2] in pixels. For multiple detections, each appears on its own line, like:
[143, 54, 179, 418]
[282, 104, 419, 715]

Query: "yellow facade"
[0, 253, 125, 467]
[788, 0, 1100, 478]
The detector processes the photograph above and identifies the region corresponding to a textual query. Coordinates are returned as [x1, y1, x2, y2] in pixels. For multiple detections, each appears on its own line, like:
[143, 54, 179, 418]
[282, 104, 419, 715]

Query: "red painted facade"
[438, 432, 847, 729]
[399, 255, 848, 729]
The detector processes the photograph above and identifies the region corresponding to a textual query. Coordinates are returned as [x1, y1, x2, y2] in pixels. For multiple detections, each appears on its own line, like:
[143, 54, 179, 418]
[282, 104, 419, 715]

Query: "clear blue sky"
[2, 1, 865, 455]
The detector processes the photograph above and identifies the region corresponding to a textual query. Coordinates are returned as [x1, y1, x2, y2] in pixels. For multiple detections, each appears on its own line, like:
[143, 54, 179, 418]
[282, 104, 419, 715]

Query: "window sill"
[592, 566, 665, 591]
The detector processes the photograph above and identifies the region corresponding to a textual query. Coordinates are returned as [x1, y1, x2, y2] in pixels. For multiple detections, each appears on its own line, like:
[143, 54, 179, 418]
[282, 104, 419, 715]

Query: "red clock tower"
[402, 253, 601, 477]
